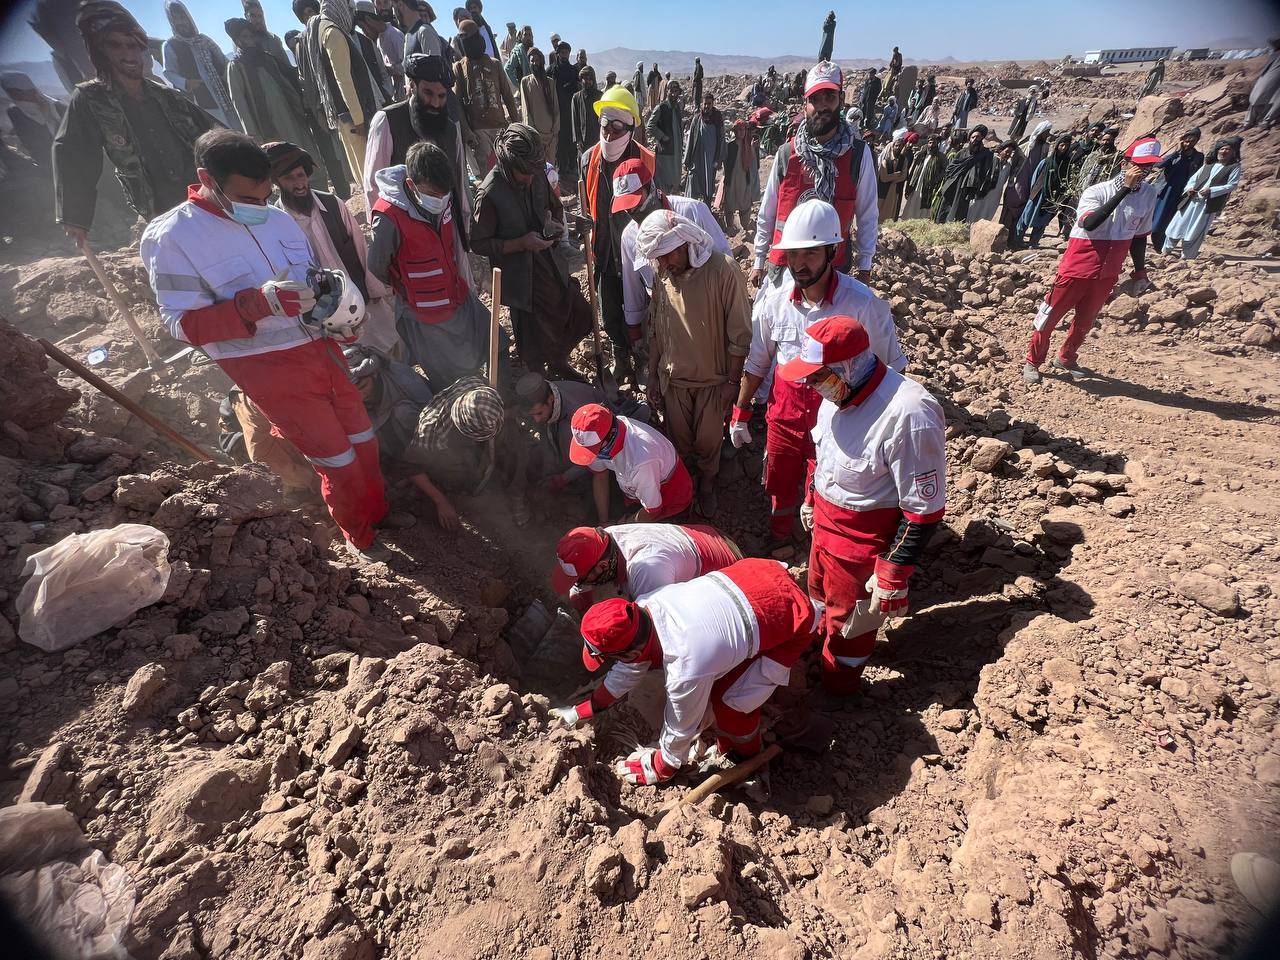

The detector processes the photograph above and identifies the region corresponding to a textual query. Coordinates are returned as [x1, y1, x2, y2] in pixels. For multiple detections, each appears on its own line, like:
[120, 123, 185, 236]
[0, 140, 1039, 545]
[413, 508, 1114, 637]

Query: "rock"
[1122, 95, 1183, 145]
[1147, 296, 1189, 325]
[680, 872, 722, 910]
[968, 219, 1008, 255]
[938, 709, 968, 732]
[1159, 677, 1190, 699]
[114, 474, 166, 513]
[1255, 754, 1280, 786]
[970, 437, 1013, 473]
[1183, 286, 1216, 306]
[1107, 294, 1143, 322]
[1173, 573, 1240, 617]
[17, 742, 71, 803]
[806, 795, 834, 816]
[584, 845, 625, 899]
[321, 725, 363, 768]
[320, 771, 366, 805]
[962, 890, 996, 926]
[147, 758, 269, 844]
[190, 606, 250, 638]
[301, 926, 374, 960]
[0, 319, 78, 431]
[66, 435, 136, 464]
[442, 836, 471, 859]
[122, 663, 170, 715]
[1241, 323, 1275, 347]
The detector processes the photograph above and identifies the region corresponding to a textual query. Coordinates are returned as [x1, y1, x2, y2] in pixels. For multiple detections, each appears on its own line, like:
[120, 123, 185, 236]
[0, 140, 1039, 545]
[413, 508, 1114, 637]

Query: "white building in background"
[1083, 46, 1176, 64]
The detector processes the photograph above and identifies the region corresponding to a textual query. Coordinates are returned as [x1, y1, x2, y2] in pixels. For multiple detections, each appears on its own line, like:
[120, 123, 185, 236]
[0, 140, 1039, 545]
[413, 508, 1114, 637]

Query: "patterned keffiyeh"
[792, 115, 854, 203]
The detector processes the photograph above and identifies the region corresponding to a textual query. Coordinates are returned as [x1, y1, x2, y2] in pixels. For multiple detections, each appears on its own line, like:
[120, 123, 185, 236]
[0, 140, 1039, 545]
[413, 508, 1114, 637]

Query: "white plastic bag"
[17, 524, 171, 652]
[0, 851, 136, 960]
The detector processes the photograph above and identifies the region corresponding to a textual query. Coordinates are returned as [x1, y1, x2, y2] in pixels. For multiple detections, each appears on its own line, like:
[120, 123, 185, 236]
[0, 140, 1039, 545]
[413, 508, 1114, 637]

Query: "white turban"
[1031, 120, 1053, 140]
[633, 210, 713, 271]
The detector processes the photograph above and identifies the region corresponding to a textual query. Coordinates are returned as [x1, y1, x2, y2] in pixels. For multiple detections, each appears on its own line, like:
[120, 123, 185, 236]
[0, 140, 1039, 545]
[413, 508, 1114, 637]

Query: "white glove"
[729, 421, 752, 449]
[549, 705, 584, 728]
[261, 268, 316, 318]
[615, 746, 676, 786]
[800, 502, 814, 531]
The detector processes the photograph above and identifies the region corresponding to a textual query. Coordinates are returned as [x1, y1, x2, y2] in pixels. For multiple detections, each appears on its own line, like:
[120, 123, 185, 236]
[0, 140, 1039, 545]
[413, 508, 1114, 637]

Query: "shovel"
[77, 237, 165, 368]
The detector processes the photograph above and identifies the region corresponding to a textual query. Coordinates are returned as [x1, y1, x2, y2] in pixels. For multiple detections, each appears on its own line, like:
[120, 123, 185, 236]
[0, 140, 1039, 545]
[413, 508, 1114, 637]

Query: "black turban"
[494, 122, 543, 176]
[405, 53, 449, 84]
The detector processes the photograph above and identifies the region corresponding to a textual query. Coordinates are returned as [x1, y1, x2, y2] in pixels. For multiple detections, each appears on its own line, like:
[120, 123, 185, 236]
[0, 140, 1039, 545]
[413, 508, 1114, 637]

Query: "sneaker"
[344, 537, 395, 565]
[1051, 357, 1087, 380]
[1022, 363, 1042, 384]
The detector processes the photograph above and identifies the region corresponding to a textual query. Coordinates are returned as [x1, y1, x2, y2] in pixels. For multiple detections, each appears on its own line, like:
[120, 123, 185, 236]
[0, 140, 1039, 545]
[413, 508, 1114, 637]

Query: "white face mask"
[601, 131, 632, 162]
[416, 191, 451, 215]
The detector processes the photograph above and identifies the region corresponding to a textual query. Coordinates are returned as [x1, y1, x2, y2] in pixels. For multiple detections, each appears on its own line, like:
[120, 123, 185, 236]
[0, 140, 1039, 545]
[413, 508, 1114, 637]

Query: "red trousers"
[648, 460, 694, 519]
[807, 542, 877, 695]
[1026, 273, 1118, 368]
[763, 377, 822, 540]
[220, 339, 388, 549]
[709, 625, 815, 756]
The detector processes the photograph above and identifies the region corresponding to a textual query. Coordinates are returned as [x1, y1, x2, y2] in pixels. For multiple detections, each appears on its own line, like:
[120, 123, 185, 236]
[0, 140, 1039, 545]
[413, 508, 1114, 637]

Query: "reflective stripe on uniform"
[348, 428, 376, 444]
[153, 272, 208, 292]
[307, 446, 356, 468]
[406, 269, 444, 278]
[718, 723, 761, 745]
[414, 298, 452, 309]
[705, 571, 759, 658]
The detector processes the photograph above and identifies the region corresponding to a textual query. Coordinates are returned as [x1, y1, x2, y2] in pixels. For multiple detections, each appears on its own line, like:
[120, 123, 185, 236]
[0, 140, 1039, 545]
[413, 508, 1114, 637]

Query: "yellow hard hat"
[594, 84, 641, 126]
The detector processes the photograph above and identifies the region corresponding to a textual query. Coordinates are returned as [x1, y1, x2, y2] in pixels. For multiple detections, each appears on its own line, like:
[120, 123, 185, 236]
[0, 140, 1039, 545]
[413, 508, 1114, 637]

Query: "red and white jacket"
[572, 522, 739, 604]
[140, 187, 320, 361]
[601, 558, 819, 769]
[1059, 177, 1158, 281]
[811, 363, 947, 562]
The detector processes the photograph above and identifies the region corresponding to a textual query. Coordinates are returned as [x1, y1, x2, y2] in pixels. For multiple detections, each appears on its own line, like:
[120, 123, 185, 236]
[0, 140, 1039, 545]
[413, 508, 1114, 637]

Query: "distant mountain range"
[0, 60, 67, 99]
[585, 47, 958, 78]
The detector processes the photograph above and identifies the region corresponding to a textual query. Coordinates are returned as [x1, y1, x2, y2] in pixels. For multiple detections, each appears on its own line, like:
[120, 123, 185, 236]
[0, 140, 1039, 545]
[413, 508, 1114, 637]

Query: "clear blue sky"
[1, 0, 1276, 63]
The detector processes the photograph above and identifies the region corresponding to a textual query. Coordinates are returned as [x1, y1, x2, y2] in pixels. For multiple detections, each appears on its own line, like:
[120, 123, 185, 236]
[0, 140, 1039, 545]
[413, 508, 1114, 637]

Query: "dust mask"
[601, 131, 632, 162]
[416, 191, 451, 215]
[812, 372, 851, 405]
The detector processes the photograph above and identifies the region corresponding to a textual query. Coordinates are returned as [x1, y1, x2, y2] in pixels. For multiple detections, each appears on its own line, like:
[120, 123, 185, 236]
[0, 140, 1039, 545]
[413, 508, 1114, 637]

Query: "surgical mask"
[416, 191, 451, 215]
[812, 372, 850, 405]
[601, 131, 632, 162]
[215, 183, 271, 226]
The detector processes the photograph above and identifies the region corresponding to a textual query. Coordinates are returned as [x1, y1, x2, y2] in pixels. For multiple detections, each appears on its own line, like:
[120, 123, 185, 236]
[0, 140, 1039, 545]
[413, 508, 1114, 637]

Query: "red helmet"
[580, 598, 645, 671]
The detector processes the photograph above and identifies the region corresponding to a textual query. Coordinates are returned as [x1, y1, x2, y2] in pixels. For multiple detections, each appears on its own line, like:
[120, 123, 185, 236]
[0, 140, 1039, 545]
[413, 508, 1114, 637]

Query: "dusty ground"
[1, 55, 1279, 960]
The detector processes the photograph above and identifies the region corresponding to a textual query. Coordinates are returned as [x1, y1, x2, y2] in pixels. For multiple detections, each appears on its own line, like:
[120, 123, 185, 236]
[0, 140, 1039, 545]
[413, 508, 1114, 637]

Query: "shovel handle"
[78, 238, 164, 366]
[681, 743, 782, 807]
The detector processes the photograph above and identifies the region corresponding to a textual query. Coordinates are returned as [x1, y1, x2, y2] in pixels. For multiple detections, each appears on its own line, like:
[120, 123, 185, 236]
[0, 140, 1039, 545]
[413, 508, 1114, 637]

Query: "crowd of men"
[2, 2, 1254, 791]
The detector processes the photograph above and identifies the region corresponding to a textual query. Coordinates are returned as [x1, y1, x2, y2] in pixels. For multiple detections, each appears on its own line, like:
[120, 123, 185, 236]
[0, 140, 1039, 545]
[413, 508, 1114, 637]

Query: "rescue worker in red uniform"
[751, 60, 879, 289]
[368, 138, 496, 389]
[1023, 137, 1163, 384]
[569, 404, 694, 523]
[778, 316, 947, 697]
[141, 129, 389, 558]
[550, 558, 819, 785]
[552, 522, 742, 607]
[733, 199, 907, 549]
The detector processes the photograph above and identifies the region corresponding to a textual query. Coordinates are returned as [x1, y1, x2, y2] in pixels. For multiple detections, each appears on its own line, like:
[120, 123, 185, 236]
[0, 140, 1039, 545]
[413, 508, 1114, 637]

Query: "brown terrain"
[0, 52, 1278, 960]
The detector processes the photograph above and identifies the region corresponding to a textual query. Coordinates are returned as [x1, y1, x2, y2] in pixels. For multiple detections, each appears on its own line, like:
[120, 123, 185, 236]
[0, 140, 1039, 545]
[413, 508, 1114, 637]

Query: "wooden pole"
[489, 266, 502, 387]
[77, 238, 164, 367]
[680, 744, 782, 807]
[39, 338, 215, 462]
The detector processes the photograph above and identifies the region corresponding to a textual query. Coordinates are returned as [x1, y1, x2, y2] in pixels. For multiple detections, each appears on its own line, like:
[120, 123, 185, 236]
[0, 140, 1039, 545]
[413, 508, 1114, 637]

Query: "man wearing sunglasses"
[579, 84, 654, 383]
[549, 558, 818, 787]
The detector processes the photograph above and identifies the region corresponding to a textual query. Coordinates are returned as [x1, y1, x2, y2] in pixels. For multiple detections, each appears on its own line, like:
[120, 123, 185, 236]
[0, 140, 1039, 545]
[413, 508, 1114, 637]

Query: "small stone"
[679, 872, 722, 909]
[18, 742, 71, 803]
[938, 709, 968, 731]
[321, 725, 362, 768]
[1255, 754, 1280, 786]
[963, 890, 996, 926]
[584, 845, 624, 899]
[442, 836, 472, 859]
[1173, 573, 1240, 617]
[1159, 677, 1190, 699]
[122, 663, 169, 715]
[970, 437, 1013, 473]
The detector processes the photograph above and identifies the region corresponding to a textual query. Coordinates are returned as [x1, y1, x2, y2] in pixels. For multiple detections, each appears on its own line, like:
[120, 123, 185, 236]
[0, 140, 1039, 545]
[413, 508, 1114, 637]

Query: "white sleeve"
[362, 111, 392, 215]
[752, 147, 783, 269]
[621, 223, 648, 328]
[161, 41, 189, 91]
[694, 200, 731, 255]
[866, 292, 907, 372]
[743, 291, 777, 379]
[631, 459, 664, 511]
[602, 659, 652, 699]
[658, 674, 715, 768]
[1207, 164, 1241, 199]
[140, 226, 207, 341]
[885, 416, 948, 521]
[853, 142, 879, 272]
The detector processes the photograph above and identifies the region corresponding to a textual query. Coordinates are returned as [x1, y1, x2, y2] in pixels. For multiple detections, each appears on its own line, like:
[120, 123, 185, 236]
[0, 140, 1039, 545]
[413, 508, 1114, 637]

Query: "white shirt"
[812, 365, 947, 519]
[588, 417, 679, 511]
[140, 200, 319, 361]
[746, 270, 907, 380]
[620, 194, 730, 328]
[607, 523, 707, 600]
[752, 139, 879, 271]
[362, 111, 472, 226]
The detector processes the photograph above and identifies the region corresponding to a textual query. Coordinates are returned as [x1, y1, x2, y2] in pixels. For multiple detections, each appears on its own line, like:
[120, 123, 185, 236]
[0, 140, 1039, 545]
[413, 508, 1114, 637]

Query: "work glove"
[615, 746, 677, 786]
[866, 559, 913, 616]
[800, 501, 814, 532]
[260, 268, 317, 318]
[729, 405, 753, 449]
[568, 585, 594, 613]
[549, 704, 586, 728]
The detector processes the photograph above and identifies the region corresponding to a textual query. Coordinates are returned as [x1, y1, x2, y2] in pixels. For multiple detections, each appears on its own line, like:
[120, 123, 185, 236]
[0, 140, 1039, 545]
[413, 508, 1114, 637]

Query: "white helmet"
[772, 198, 843, 250]
[307, 268, 366, 340]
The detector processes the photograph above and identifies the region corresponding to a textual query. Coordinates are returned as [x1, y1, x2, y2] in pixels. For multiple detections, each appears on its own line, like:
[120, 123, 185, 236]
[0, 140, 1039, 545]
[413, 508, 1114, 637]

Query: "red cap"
[552, 526, 609, 594]
[804, 60, 843, 98]
[1124, 136, 1162, 165]
[610, 158, 653, 212]
[779, 315, 871, 381]
[569, 403, 623, 465]
[580, 598, 642, 671]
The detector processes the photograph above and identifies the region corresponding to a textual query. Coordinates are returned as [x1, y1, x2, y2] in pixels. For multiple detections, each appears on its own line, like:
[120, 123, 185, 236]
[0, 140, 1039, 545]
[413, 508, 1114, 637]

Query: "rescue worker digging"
[141, 130, 390, 560]
[778, 316, 947, 698]
[552, 522, 742, 608]
[570, 403, 693, 524]
[550, 558, 819, 787]
[733, 198, 907, 550]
